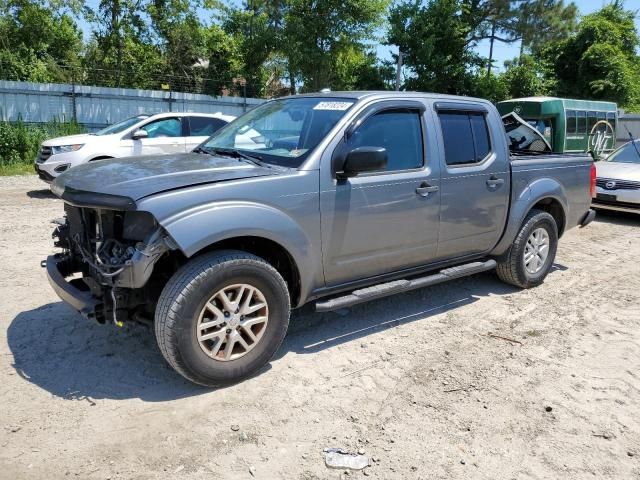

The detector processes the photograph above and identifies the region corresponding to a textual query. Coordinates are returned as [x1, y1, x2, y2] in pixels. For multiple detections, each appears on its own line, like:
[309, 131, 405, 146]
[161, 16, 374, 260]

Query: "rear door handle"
[486, 176, 505, 188]
[416, 182, 439, 197]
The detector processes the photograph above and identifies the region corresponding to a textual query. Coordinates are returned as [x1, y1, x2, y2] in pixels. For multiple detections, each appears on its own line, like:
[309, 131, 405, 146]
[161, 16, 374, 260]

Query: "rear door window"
[438, 112, 492, 165]
[189, 116, 228, 136]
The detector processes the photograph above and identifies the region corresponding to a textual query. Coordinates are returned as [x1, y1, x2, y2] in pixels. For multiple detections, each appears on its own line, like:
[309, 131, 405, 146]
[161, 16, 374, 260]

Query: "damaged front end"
[46, 203, 178, 325]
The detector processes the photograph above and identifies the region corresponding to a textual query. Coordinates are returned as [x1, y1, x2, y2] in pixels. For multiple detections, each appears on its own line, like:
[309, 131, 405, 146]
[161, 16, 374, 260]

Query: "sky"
[78, 0, 640, 73]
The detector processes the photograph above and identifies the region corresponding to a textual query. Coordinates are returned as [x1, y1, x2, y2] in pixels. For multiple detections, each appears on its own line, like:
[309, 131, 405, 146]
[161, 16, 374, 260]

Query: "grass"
[0, 162, 35, 176]
[0, 118, 85, 176]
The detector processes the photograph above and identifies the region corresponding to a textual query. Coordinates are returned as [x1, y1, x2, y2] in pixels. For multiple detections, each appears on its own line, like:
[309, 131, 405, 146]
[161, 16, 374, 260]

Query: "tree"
[284, 0, 388, 92]
[147, 0, 209, 92]
[512, 0, 577, 57]
[542, 1, 640, 109]
[500, 54, 552, 98]
[83, 0, 164, 88]
[203, 24, 242, 96]
[223, 1, 280, 97]
[0, 0, 83, 82]
[388, 0, 483, 94]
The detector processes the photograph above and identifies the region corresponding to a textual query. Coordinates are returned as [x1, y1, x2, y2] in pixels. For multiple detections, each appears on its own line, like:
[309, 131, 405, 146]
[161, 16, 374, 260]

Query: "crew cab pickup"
[45, 92, 596, 386]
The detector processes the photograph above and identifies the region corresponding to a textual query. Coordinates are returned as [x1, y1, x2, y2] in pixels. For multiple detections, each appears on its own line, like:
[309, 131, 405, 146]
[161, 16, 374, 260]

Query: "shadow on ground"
[8, 269, 550, 402]
[593, 209, 640, 226]
[26, 189, 57, 200]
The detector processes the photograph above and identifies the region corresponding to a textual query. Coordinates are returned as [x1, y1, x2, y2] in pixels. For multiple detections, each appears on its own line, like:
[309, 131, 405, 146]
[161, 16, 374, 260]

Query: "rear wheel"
[496, 209, 558, 288]
[155, 250, 290, 387]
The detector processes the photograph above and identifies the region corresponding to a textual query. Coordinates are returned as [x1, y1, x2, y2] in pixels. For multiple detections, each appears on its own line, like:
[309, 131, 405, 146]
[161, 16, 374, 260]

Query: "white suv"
[34, 112, 235, 182]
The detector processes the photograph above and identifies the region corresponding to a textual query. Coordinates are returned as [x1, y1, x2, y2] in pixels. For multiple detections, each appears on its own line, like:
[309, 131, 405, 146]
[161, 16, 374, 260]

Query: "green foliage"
[0, 119, 85, 174]
[0, 0, 83, 82]
[500, 55, 553, 98]
[469, 73, 509, 103]
[0, 0, 638, 110]
[512, 0, 577, 55]
[82, 0, 166, 88]
[388, 0, 483, 94]
[222, 4, 278, 97]
[284, 0, 388, 92]
[541, 1, 640, 109]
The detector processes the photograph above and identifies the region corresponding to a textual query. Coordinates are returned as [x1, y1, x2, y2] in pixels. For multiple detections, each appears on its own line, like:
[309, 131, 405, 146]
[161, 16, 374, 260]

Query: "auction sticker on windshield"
[313, 101, 352, 111]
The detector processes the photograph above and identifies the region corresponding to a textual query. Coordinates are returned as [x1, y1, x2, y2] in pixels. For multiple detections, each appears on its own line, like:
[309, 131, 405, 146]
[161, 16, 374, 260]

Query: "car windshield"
[95, 115, 149, 136]
[605, 140, 640, 164]
[201, 97, 356, 167]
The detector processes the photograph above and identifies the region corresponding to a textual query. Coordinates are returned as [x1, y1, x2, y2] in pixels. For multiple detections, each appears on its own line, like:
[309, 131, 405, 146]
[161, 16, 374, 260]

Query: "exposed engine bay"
[52, 204, 177, 324]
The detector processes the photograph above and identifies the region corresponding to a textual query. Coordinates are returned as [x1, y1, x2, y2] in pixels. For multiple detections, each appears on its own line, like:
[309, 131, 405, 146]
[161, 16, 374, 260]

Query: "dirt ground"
[1, 175, 639, 480]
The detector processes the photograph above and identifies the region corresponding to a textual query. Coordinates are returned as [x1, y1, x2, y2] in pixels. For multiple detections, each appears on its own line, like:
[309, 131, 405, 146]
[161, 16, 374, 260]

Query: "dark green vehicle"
[497, 97, 617, 158]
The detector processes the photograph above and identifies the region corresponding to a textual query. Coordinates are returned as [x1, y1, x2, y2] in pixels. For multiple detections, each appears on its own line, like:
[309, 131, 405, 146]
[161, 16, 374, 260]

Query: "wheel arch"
[145, 201, 322, 308]
[192, 236, 303, 308]
[491, 178, 569, 257]
[530, 197, 566, 237]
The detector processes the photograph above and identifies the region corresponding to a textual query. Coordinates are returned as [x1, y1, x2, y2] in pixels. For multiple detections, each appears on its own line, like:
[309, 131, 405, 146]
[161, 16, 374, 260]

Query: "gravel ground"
[1, 175, 639, 480]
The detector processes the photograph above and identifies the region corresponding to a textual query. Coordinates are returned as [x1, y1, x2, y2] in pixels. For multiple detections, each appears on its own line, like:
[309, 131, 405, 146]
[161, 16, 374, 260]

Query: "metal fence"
[0, 80, 265, 131]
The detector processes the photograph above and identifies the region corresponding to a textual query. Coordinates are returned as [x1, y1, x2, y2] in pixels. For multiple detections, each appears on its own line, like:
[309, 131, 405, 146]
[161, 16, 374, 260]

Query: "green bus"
[496, 97, 617, 157]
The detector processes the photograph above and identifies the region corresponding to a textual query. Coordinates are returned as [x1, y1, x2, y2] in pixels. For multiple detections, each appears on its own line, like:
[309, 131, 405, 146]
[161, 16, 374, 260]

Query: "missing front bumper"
[45, 255, 101, 320]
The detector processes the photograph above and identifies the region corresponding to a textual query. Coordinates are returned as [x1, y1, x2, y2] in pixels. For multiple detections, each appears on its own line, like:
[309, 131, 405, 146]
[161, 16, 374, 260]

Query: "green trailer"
[497, 97, 617, 157]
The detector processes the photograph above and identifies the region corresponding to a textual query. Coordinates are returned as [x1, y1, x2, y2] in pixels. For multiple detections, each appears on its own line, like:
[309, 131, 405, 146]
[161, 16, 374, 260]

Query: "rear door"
[320, 100, 441, 285]
[435, 102, 510, 259]
[185, 116, 229, 152]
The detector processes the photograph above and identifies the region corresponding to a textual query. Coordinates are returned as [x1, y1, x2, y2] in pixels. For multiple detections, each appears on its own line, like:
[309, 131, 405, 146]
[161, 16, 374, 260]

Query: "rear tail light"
[590, 162, 597, 198]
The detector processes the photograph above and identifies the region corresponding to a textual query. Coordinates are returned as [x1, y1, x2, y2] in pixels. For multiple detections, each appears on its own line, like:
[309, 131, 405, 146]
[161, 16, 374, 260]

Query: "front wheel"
[155, 250, 290, 387]
[496, 209, 558, 288]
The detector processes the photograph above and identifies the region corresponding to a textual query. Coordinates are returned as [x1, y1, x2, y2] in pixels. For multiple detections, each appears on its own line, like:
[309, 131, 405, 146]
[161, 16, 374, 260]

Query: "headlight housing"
[51, 144, 84, 155]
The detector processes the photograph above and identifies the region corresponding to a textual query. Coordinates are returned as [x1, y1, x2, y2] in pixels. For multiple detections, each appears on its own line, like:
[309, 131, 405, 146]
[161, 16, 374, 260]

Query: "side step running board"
[315, 260, 497, 312]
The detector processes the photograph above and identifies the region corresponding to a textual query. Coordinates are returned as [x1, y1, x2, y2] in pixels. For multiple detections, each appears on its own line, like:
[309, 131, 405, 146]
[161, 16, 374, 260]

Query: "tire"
[155, 250, 290, 387]
[496, 209, 558, 289]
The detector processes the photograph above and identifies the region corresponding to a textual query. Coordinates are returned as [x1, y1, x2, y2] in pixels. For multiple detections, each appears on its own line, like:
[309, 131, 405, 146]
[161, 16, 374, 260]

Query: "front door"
[435, 106, 510, 259]
[121, 116, 187, 157]
[320, 104, 441, 286]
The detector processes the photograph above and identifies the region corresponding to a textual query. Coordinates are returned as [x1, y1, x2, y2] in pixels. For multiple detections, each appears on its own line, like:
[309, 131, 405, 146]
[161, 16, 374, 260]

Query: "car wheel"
[155, 250, 290, 387]
[496, 209, 558, 289]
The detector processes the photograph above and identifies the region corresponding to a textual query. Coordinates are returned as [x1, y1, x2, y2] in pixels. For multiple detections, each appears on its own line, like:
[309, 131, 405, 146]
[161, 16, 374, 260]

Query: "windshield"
[201, 97, 356, 167]
[604, 140, 640, 164]
[95, 115, 149, 136]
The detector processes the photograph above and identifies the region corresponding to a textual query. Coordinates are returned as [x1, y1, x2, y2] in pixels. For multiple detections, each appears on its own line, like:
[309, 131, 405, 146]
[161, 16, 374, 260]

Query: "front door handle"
[486, 176, 505, 188]
[416, 182, 439, 197]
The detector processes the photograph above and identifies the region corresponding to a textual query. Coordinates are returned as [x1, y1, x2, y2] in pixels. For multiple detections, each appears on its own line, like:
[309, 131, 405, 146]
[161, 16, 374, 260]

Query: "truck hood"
[51, 153, 279, 207]
[595, 161, 640, 181]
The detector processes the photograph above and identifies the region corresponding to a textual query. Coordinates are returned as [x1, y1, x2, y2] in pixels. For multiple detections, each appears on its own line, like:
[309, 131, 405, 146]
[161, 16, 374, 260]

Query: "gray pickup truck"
[46, 92, 596, 386]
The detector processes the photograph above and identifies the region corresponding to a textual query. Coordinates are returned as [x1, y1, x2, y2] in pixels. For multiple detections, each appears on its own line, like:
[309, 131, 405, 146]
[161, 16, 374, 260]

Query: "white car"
[34, 112, 235, 182]
[593, 138, 640, 214]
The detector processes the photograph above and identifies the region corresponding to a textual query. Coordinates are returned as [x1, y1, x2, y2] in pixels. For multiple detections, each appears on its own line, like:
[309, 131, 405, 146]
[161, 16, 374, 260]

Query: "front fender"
[490, 177, 568, 257]
[148, 200, 318, 303]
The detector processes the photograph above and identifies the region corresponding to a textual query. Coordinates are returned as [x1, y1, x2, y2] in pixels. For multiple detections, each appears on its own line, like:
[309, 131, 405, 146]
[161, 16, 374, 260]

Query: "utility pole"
[395, 50, 403, 91]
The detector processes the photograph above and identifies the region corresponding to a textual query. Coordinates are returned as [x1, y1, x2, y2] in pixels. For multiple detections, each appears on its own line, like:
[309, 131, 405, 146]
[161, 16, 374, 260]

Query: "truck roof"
[289, 91, 492, 104]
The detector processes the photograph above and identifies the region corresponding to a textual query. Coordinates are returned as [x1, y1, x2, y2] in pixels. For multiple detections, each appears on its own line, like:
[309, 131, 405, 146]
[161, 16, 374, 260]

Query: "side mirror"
[132, 129, 148, 140]
[338, 146, 387, 179]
